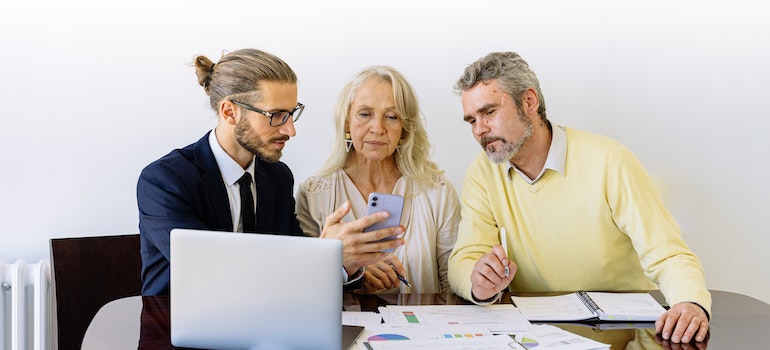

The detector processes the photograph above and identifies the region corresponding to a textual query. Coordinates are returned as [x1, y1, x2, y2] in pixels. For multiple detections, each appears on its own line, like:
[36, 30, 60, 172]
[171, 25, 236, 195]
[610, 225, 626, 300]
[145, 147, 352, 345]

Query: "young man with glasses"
[137, 49, 404, 295]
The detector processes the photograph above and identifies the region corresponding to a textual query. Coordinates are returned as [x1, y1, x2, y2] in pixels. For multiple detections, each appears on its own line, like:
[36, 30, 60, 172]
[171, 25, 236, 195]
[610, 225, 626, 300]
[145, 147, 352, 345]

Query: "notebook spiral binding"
[577, 291, 601, 314]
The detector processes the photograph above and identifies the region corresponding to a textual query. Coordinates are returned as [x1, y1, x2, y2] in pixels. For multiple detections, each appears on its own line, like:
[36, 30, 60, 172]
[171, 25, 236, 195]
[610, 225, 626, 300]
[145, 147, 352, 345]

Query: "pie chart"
[367, 334, 410, 341]
[520, 337, 539, 347]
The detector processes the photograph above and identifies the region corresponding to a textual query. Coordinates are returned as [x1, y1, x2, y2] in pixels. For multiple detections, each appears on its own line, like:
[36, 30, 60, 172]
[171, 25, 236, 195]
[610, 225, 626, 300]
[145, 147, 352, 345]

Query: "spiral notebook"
[510, 291, 667, 322]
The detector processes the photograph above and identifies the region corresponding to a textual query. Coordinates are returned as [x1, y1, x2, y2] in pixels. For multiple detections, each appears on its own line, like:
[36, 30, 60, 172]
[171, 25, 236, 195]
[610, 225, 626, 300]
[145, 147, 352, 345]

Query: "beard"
[234, 118, 288, 163]
[479, 114, 533, 164]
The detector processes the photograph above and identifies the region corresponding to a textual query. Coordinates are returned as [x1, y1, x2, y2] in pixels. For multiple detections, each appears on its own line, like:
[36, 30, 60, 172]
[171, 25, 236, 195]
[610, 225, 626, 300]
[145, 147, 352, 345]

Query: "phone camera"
[371, 202, 377, 207]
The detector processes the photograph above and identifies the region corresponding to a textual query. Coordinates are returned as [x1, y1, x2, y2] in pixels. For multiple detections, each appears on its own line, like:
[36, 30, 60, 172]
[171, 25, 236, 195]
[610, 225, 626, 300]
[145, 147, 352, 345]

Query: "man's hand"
[320, 201, 405, 275]
[470, 245, 516, 301]
[655, 302, 709, 343]
[655, 333, 710, 350]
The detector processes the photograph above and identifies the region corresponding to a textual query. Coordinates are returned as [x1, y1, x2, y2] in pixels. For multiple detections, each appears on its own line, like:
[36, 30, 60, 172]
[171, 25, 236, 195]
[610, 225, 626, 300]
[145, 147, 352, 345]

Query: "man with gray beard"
[447, 51, 710, 344]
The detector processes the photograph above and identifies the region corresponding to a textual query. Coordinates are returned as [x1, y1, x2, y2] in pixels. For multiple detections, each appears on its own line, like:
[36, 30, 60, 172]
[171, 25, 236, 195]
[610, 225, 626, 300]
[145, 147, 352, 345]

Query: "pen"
[396, 272, 411, 287]
[500, 227, 509, 278]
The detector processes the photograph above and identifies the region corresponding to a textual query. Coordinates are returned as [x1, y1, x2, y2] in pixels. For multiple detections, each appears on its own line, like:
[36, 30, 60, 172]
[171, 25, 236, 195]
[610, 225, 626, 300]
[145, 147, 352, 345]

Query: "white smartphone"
[363, 192, 404, 253]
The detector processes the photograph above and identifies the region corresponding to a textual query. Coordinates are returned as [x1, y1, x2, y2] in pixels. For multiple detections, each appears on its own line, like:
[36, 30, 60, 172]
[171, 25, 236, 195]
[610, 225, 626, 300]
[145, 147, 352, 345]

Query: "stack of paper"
[360, 333, 524, 350]
[344, 304, 610, 350]
[378, 304, 531, 333]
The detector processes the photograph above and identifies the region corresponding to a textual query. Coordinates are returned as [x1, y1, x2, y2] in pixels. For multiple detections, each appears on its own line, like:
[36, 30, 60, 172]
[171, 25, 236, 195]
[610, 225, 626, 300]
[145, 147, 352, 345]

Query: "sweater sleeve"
[448, 155, 505, 301]
[606, 144, 712, 316]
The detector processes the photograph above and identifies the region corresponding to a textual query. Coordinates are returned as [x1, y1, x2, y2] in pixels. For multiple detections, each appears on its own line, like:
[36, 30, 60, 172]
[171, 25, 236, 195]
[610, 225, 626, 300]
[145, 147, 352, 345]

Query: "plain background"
[2, 0, 768, 304]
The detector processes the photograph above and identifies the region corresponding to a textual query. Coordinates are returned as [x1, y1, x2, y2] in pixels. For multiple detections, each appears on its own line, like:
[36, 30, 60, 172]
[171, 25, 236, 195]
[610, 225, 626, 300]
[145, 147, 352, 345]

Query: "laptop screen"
[170, 228, 345, 350]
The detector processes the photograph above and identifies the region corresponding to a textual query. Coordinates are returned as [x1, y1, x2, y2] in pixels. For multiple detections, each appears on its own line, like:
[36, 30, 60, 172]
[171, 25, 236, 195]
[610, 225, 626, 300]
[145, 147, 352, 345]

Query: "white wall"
[2, 0, 768, 304]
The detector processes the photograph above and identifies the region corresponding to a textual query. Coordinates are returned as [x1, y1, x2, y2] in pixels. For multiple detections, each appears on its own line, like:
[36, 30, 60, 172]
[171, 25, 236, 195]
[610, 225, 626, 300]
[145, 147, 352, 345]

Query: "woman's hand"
[359, 255, 407, 294]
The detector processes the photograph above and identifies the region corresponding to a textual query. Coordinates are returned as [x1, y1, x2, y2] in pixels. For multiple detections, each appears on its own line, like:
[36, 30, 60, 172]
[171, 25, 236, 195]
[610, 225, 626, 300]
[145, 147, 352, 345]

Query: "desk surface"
[82, 290, 770, 350]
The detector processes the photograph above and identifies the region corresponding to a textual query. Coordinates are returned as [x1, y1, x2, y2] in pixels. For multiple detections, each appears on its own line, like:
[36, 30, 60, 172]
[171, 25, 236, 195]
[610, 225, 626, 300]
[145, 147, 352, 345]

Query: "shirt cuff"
[343, 266, 365, 285]
[470, 286, 502, 305]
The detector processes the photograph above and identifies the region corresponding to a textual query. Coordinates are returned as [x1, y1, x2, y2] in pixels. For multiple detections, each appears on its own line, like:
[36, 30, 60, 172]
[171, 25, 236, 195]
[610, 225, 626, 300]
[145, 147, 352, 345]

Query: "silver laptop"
[170, 228, 348, 350]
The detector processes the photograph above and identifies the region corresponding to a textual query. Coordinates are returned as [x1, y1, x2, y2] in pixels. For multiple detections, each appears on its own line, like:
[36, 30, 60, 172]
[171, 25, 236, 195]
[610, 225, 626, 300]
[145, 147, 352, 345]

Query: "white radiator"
[0, 260, 50, 350]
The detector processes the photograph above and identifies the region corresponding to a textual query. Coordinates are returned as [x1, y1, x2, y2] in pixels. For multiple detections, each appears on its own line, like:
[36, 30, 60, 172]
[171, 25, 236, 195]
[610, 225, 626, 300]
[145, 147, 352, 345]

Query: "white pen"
[500, 227, 509, 278]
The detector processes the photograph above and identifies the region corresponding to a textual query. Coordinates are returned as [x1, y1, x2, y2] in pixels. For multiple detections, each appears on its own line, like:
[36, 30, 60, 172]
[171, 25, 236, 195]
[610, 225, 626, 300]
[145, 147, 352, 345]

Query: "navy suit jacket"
[137, 132, 302, 295]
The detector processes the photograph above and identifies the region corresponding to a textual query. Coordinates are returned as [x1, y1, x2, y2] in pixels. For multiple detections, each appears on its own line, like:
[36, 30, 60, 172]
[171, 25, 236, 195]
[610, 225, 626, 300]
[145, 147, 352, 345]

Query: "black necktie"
[237, 172, 256, 233]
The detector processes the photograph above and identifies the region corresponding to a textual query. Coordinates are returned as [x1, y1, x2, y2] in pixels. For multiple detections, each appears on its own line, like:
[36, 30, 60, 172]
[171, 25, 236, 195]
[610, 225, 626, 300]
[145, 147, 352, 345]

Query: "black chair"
[50, 234, 142, 350]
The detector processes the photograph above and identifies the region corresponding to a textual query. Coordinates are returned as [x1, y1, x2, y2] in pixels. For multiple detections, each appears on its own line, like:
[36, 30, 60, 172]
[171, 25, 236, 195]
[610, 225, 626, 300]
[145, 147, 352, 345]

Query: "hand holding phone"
[363, 192, 404, 253]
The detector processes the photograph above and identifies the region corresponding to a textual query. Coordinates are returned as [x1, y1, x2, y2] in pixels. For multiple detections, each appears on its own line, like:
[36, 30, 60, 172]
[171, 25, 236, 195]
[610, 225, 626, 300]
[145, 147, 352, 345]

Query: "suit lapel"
[193, 132, 233, 230]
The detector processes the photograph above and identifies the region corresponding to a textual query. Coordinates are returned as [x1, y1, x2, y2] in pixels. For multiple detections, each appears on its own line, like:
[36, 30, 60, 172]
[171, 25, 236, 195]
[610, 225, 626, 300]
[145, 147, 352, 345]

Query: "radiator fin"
[0, 260, 50, 350]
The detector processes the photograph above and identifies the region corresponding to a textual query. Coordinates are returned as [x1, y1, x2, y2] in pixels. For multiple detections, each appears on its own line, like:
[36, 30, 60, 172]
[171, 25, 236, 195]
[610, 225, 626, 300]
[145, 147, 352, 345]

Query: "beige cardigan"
[296, 169, 460, 293]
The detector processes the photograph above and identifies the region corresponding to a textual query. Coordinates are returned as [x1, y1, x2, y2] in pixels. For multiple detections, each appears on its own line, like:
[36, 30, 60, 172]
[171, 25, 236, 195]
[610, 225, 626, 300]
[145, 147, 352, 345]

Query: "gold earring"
[345, 132, 353, 152]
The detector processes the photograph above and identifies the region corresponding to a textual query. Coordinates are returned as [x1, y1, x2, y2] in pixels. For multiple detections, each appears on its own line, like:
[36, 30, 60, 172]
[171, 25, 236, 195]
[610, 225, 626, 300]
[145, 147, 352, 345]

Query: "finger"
[361, 225, 404, 242]
[352, 210, 394, 232]
[655, 313, 665, 334]
[492, 245, 508, 263]
[385, 255, 406, 275]
[695, 330, 709, 348]
[470, 270, 497, 300]
[678, 318, 702, 344]
[658, 310, 678, 340]
[694, 321, 709, 343]
[358, 227, 405, 252]
[369, 262, 394, 288]
[361, 276, 383, 293]
[346, 251, 388, 269]
[324, 201, 351, 227]
[491, 245, 517, 282]
[365, 265, 390, 289]
[378, 262, 400, 287]
[474, 253, 507, 287]
[364, 273, 386, 290]
[483, 249, 508, 279]
[470, 261, 495, 289]
[670, 313, 692, 343]
[340, 228, 402, 270]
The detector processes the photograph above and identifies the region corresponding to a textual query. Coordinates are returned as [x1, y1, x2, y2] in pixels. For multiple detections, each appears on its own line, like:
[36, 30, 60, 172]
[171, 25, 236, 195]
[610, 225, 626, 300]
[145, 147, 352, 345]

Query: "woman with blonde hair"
[296, 66, 459, 293]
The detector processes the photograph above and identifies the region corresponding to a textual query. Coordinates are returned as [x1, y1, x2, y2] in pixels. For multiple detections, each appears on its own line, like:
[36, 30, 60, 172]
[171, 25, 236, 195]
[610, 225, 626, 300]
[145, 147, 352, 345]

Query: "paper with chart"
[378, 304, 531, 333]
[354, 324, 608, 350]
[359, 334, 524, 350]
[352, 324, 496, 350]
[512, 324, 609, 350]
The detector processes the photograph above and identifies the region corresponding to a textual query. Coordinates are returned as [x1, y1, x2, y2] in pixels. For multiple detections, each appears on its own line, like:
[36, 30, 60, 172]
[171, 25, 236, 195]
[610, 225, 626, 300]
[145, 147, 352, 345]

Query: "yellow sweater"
[448, 127, 711, 315]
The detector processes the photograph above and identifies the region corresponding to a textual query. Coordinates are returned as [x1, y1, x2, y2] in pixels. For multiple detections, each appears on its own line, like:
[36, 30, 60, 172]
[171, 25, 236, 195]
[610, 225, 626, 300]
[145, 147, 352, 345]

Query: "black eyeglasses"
[231, 100, 305, 127]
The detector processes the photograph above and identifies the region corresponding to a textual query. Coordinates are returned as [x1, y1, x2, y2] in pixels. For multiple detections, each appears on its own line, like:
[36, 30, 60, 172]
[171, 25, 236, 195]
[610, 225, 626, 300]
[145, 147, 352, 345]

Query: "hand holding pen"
[469, 227, 516, 301]
[498, 227, 515, 281]
[385, 255, 411, 288]
[360, 254, 410, 294]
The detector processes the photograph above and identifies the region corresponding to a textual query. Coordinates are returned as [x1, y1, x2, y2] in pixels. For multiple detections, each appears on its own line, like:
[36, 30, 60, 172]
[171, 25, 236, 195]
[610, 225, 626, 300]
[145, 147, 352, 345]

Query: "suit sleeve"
[137, 161, 214, 261]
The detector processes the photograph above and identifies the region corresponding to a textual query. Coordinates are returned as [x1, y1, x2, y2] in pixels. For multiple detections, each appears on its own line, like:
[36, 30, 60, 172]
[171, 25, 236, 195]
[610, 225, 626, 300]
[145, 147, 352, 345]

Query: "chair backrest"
[50, 234, 142, 350]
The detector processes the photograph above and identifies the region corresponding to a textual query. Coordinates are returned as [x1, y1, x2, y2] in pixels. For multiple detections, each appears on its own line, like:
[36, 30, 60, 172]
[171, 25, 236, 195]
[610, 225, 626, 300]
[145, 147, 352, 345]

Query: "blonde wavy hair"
[318, 65, 443, 188]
